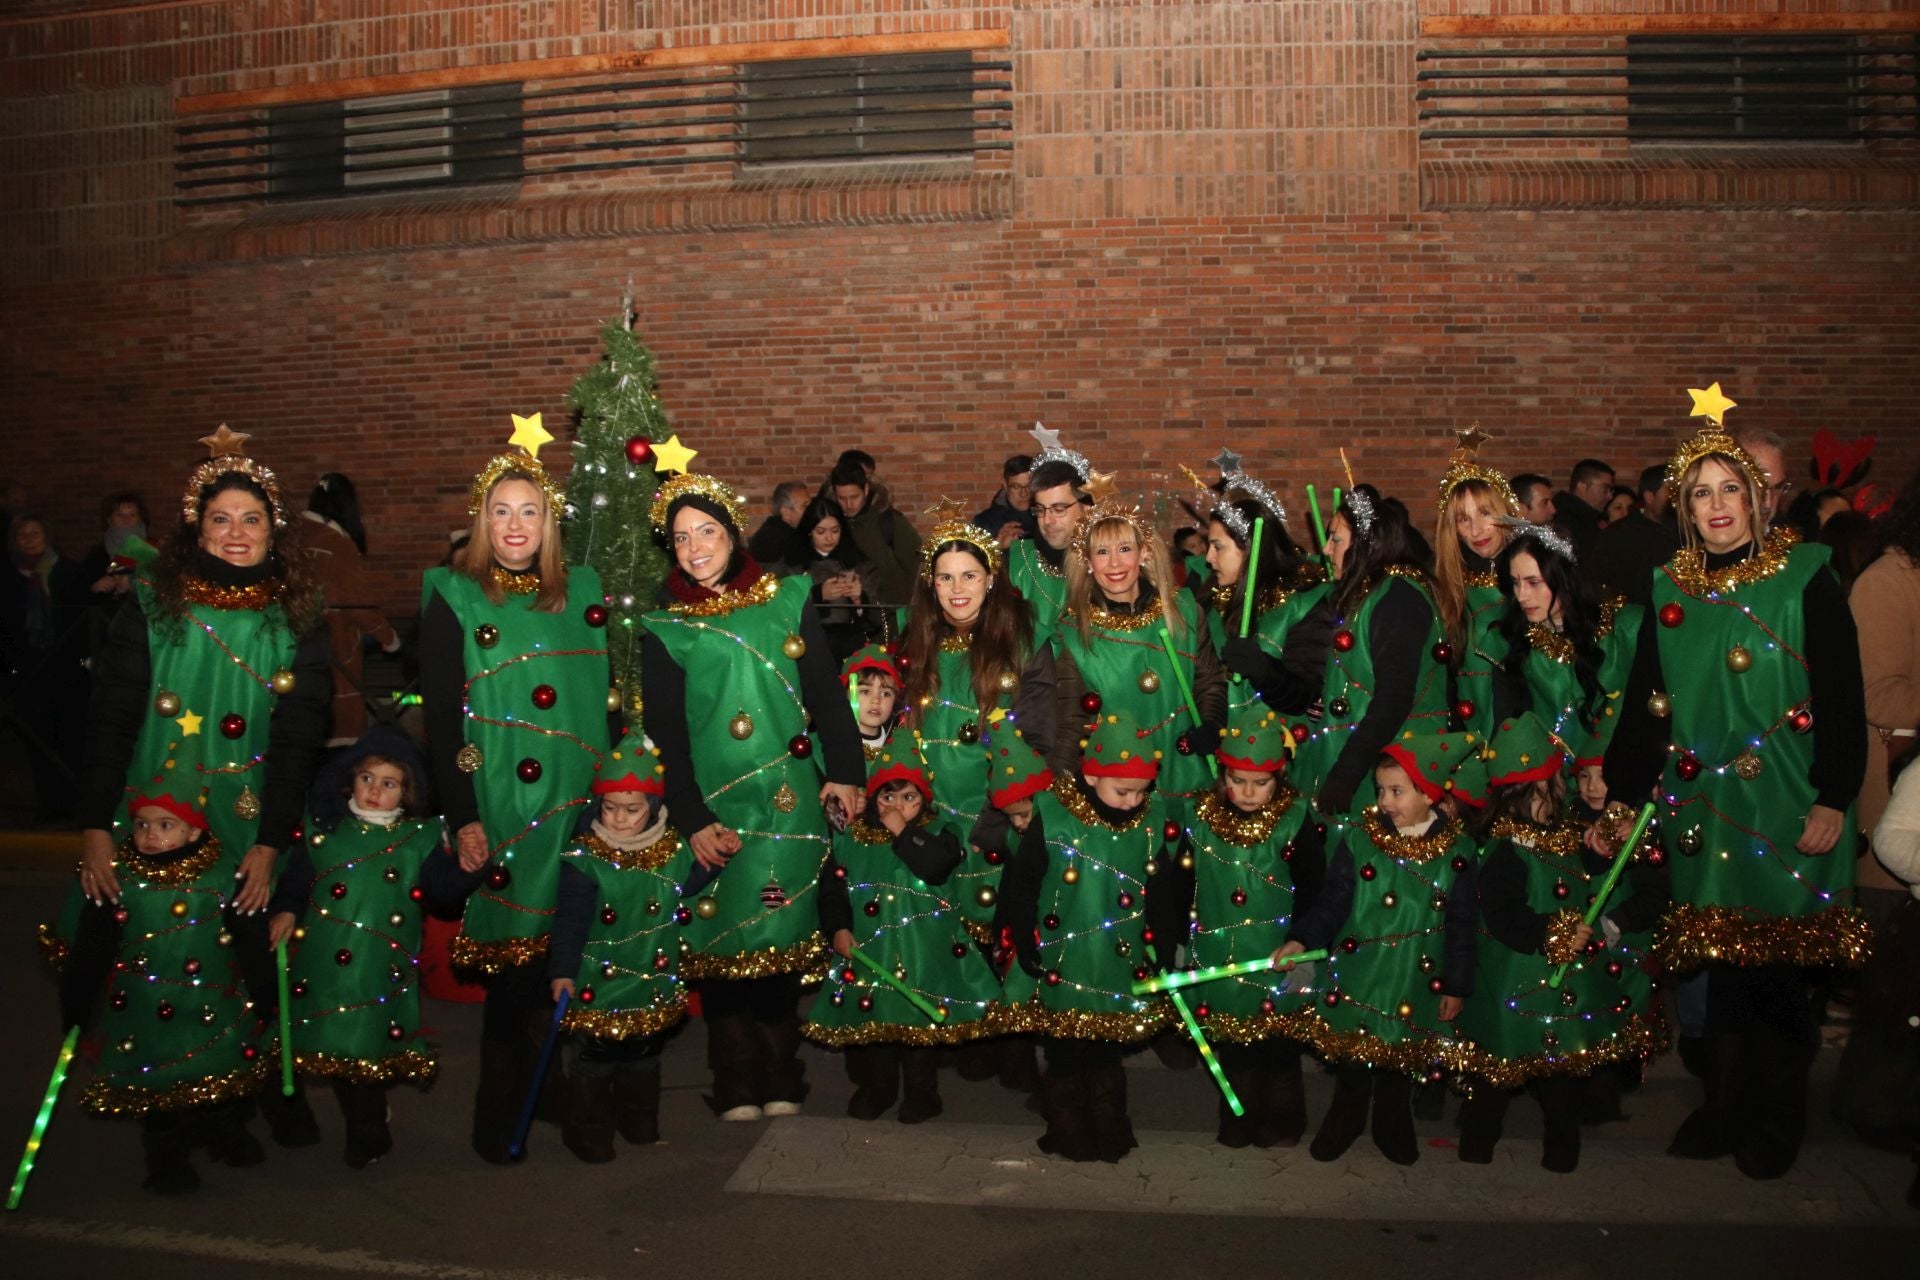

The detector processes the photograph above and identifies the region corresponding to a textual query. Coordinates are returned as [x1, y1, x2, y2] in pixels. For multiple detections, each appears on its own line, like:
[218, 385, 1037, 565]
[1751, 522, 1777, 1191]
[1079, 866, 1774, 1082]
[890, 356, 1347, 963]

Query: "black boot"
[1669, 1030, 1745, 1160]
[472, 1038, 521, 1163]
[1036, 1068, 1094, 1162]
[955, 1039, 999, 1082]
[1252, 1047, 1307, 1149]
[1457, 1081, 1511, 1165]
[561, 1073, 617, 1163]
[259, 1077, 321, 1148]
[757, 1013, 808, 1116]
[1370, 1071, 1419, 1166]
[200, 1099, 267, 1168]
[1310, 1067, 1372, 1163]
[141, 1113, 198, 1195]
[1217, 1071, 1257, 1149]
[333, 1079, 393, 1170]
[997, 1036, 1042, 1094]
[1537, 1076, 1583, 1173]
[1735, 1023, 1814, 1181]
[706, 1013, 765, 1120]
[610, 1069, 661, 1145]
[1579, 1064, 1626, 1125]
[1086, 1060, 1137, 1164]
[897, 1048, 943, 1125]
[846, 1045, 901, 1121]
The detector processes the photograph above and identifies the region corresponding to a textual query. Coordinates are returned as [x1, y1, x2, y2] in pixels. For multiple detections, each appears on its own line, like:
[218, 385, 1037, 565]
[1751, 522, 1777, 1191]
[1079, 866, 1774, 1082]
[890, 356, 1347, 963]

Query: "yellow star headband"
[181, 424, 286, 528]
[920, 498, 1001, 579]
[1434, 424, 1519, 516]
[468, 414, 565, 516]
[1666, 382, 1766, 498]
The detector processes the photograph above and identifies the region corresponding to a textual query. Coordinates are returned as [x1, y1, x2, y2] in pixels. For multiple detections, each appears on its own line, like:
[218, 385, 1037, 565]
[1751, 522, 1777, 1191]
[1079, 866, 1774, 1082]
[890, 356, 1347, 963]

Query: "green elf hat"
[1081, 709, 1160, 781]
[1217, 700, 1290, 774]
[988, 727, 1055, 809]
[1446, 738, 1492, 810]
[592, 740, 666, 797]
[126, 784, 211, 832]
[1380, 729, 1485, 808]
[842, 643, 901, 690]
[1484, 712, 1569, 789]
[867, 735, 933, 802]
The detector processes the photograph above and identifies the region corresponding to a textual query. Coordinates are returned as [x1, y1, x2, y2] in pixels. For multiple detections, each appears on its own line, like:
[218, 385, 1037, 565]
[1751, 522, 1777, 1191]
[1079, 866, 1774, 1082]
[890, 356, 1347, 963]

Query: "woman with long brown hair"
[1433, 433, 1521, 738]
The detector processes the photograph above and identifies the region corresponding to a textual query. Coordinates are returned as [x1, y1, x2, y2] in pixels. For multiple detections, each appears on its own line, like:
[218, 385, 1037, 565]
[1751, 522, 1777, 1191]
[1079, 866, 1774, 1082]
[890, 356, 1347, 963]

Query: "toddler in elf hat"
[844, 644, 902, 753]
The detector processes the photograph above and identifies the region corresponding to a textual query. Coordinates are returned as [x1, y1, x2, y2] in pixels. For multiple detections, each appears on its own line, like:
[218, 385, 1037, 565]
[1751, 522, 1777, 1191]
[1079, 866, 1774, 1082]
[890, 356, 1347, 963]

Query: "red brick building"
[3, 1, 1915, 611]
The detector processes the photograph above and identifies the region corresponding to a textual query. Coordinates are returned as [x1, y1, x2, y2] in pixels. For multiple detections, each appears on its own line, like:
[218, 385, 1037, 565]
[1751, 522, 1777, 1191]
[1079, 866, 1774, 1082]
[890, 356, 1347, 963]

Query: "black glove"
[892, 827, 964, 885]
[1185, 720, 1224, 758]
[1316, 777, 1356, 818]
[1220, 636, 1283, 689]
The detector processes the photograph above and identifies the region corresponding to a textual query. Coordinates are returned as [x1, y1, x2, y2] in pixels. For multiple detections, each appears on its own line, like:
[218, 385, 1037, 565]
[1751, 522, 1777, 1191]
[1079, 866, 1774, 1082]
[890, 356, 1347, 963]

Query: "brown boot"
[562, 1073, 617, 1164]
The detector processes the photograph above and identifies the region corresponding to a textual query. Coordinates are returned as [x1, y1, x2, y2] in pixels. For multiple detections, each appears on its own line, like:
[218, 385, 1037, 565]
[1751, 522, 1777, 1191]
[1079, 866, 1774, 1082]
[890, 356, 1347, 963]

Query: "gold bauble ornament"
[1646, 691, 1672, 718]
[154, 690, 182, 718]
[455, 743, 484, 773]
[1726, 645, 1753, 673]
[269, 669, 296, 695]
[474, 624, 500, 649]
[773, 782, 798, 813]
[1396, 1002, 1415, 1019]
[1732, 750, 1763, 780]
[729, 711, 754, 740]
[781, 633, 806, 660]
[1179, 853, 1195, 870]
[975, 885, 997, 908]
[694, 897, 719, 920]
[1062, 866, 1080, 885]
[170, 900, 188, 917]
[233, 785, 260, 820]
[997, 670, 1019, 693]
[1138, 668, 1161, 694]
[607, 686, 623, 713]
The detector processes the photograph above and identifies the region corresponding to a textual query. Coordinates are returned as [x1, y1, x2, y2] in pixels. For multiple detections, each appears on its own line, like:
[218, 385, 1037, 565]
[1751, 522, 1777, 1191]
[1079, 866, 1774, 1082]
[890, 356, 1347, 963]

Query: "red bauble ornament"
[1079, 691, 1103, 715]
[1341, 936, 1359, 953]
[1429, 978, 1445, 994]
[788, 734, 813, 759]
[1043, 913, 1061, 931]
[156, 1001, 175, 1021]
[674, 905, 692, 924]
[1553, 881, 1570, 899]
[1176, 732, 1194, 755]
[517, 757, 543, 783]
[1646, 848, 1667, 868]
[653, 953, 671, 971]
[291, 980, 309, 998]
[1333, 629, 1356, 652]
[601, 906, 618, 925]
[1194, 1003, 1211, 1019]
[1789, 708, 1814, 734]
[183, 958, 201, 977]
[1675, 752, 1702, 782]
[409, 886, 424, 902]
[243, 1045, 259, 1061]
[1451, 855, 1469, 874]
[1324, 989, 1342, 1008]
[584, 604, 609, 628]
[485, 864, 512, 890]
[984, 849, 1003, 865]
[1141, 928, 1156, 945]
[1659, 602, 1685, 628]
[625, 436, 654, 465]
[113, 908, 130, 925]
[1453, 700, 1476, 723]
[335, 948, 353, 966]
[1359, 864, 1377, 881]
[1163, 820, 1181, 841]
[1260, 999, 1276, 1015]
[1044, 969, 1062, 987]
[1117, 891, 1135, 910]
[858, 995, 875, 1012]
[1431, 641, 1454, 664]
[111, 991, 128, 1010]
[330, 882, 347, 899]
[1230, 888, 1247, 906]
[220, 713, 246, 739]
[389, 1022, 408, 1038]
[953, 943, 969, 959]
[1291, 724, 1310, 743]
[864, 900, 880, 917]
[531, 684, 557, 710]
[1606, 961, 1624, 977]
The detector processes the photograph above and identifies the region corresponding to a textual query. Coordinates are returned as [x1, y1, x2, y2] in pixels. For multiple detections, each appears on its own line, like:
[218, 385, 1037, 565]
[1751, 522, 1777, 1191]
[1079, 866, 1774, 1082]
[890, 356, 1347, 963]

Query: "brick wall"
[3, 1, 1915, 615]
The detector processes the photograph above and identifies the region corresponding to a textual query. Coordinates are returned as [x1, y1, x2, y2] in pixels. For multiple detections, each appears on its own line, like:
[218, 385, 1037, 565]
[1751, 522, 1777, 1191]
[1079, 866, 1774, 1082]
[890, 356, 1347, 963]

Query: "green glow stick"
[275, 939, 295, 1096]
[1237, 517, 1265, 642]
[1304, 484, 1328, 552]
[1166, 987, 1242, 1116]
[1331, 487, 1342, 514]
[847, 947, 948, 1024]
[1549, 801, 1657, 990]
[7, 1028, 78, 1211]
[1156, 626, 1218, 778]
[1130, 949, 1328, 996]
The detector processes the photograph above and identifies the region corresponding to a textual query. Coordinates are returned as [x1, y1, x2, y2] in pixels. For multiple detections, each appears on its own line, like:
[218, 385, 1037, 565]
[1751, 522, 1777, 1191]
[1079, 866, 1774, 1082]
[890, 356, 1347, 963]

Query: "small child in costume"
[808, 736, 986, 1122]
[1290, 731, 1485, 1166]
[1178, 703, 1331, 1149]
[986, 727, 1053, 840]
[56, 788, 269, 1193]
[1452, 713, 1666, 1173]
[266, 726, 482, 1169]
[847, 644, 900, 760]
[546, 746, 695, 1161]
[992, 710, 1183, 1163]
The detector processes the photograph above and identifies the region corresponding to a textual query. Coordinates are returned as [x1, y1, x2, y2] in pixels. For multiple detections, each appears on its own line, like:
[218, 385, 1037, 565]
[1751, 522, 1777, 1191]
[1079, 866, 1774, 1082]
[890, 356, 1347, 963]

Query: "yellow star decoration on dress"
[1086, 468, 1119, 502]
[507, 413, 554, 460]
[1687, 382, 1737, 427]
[197, 424, 251, 458]
[989, 707, 1009, 724]
[651, 434, 697, 475]
[177, 709, 204, 737]
[1455, 423, 1492, 454]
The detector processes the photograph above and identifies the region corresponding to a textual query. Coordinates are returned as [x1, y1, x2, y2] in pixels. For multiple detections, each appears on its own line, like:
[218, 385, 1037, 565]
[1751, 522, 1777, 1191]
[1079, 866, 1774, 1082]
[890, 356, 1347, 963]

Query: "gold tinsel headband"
[1070, 498, 1158, 564]
[919, 499, 1002, 579]
[468, 450, 564, 517]
[1666, 428, 1766, 502]
[181, 425, 286, 528]
[1434, 425, 1518, 516]
[650, 472, 747, 536]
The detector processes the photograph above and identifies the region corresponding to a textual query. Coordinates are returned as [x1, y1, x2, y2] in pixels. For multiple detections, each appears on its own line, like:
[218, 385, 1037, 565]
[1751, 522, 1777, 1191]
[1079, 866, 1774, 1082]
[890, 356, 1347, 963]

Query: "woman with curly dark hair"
[69, 426, 332, 1171]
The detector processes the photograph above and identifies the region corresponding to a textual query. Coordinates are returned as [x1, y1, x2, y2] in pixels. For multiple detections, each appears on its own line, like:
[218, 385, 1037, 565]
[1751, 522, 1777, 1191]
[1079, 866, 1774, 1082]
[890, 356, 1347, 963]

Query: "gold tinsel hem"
[1187, 1006, 1320, 1046]
[1664, 527, 1798, 598]
[802, 1016, 995, 1048]
[1195, 787, 1299, 848]
[1488, 815, 1584, 856]
[447, 932, 551, 974]
[677, 935, 826, 981]
[1445, 1011, 1667, 1091]
[1279, 1011, 1454, 1077]
[114, 833, 224, 886]
[577, 829, 685, 872]
[179, 574, 282, 611]
[1654, 903, 1870, 973]
[293, 1049, 439, 1087]
[1049, 773, 1153, 832]
[1358, 809, 1465, 864]
[986, 997, 1170, 1043]
[663, 572, 779, 618]
[561, 1001, 688, 1040]
[37, 923, 69, 971]
[82, 1059, 271, 1117]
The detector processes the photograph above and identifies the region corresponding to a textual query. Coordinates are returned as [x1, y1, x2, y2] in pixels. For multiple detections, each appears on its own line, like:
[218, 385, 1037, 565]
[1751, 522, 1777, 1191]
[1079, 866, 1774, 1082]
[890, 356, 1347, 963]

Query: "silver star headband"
[1495, 515, 1577, 565]
[1029, 421, 1091, 485]
[1344, 486, 1376, 538]
[1215, 468, 1287, 542]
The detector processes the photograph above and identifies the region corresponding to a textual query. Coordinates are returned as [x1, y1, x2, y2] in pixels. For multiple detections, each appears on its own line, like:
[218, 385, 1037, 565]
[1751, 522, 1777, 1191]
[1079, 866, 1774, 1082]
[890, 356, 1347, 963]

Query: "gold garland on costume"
[1049, 772, 1154, 833]
[179, 575, 283, 611]
[649, 471, 748, 534]
[1072, 592, 1166, 634]
[1653, 902, 1871, 973]
[36, 923, 69, 971]
[1463, 568, 1498, 591]
[1487, 815, 1585, 856]
[677, 934, 828, 981]
[82, 1058, 272, 1118]
[291, 1049, 440, 1087]
[115, 834, 224, 888]
[1664, 527, 1799, 598]
[1445, 1011, 1668, 1091]
[1195, 787, 1298, 848]
[1542, 908, 1588, 965]
[577, 829, 685, 873]
[1278, 1010, 1454, 1077]
[447, 931, 551, 975]
[1526, 623, 1574, 666]
[1358, 809, 1464, 864]
[938, 633, 972, 653]
[986, 994, 1172, 1043]
[562, 1000, 689, 1041]
[804, 1012, 995, 1048]
[1194, 1006, 1323, 1046]
[845, 818, 896, 846]
[488, 566, 541, 596]
[664, 571, 780, 617]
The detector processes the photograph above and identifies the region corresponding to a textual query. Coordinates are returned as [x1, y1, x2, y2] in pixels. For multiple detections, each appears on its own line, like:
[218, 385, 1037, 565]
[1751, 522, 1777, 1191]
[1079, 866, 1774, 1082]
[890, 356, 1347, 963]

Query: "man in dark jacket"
[1552, 458, 1614, 562]
[1589, 464, 1681, 605]
[747, 480, 807, 567]
[830, 459, 921, 606]
[973, 453, 1036, 548]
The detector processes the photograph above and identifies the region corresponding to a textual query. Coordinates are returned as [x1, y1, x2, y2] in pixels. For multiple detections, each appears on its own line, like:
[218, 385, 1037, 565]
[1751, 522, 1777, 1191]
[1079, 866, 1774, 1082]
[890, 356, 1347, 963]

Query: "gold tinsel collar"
[1195, 787, 1297, 848]
[1528, 623, 1574, 666]
[468, 449, 564, 518]
[576, 829, 683, 872]
[1050, 773, 1153, 833]
[490, 566, 541, 596]
[1358, 809, 1462, 864]
[116, 834, 223, 887]
[1488, 814, 1584, 856]
[1463, 568, 1498, 591]
[1075, 592, 1165, 634]
[180, 574, 282, 611]
[1665, 527, 1798, 598]
[939, 632, 972, 653]
[665, 571, 779, 617]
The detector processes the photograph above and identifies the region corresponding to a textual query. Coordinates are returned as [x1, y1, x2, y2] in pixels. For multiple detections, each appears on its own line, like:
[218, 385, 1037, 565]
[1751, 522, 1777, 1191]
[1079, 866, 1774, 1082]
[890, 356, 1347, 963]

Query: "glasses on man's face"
[1006, 482, 1032, 496]
[1034, 502, 1079, 518]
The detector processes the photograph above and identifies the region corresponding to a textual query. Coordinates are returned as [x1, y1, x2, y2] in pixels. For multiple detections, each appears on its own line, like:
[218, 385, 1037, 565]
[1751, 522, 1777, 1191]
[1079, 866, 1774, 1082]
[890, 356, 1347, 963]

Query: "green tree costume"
[919, 634, 1023, 937]
[1197, 569, 1329, 727]
[424, 565, 612, 972]
[1647, 532, 1867, 969]
[1058, 591, 1214, 798]
[285, 818, 443, 1084]
[556, 827, 694, 1040]
[641, 573, 833, 978]
[1185, 785, 1317, 1041]
[1481, 598, 1643, 772]
[1454, 570, 1505, 737]
[1451, 817, 1663, 1088]
[1006, 537, 1068, 647]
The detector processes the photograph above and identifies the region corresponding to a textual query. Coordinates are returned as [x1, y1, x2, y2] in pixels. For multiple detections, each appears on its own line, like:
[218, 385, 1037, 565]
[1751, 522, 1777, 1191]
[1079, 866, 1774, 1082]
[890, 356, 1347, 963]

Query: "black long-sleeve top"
[816, 820, 968, 936]
[265, 825, 482, 923]
[1602, 544, 1867, 812]
[79, 554, 331, 852]
[1477, 834, 1669, 958]
[639, 601, 863, 838]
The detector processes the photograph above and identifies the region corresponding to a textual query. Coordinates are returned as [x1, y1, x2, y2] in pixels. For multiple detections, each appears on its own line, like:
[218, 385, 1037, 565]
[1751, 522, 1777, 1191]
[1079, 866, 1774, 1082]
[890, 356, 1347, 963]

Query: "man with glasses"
[974, 454, 1038, 548]
[1732, 426, 1792, 528]
[1006, 457, 1088, 646]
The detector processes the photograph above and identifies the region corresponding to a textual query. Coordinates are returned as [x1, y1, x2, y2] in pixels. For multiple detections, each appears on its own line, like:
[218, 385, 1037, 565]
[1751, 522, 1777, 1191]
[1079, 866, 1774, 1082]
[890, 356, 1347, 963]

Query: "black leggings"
[698, 973, 803, 1023]
[482, 959, 551, 1043]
